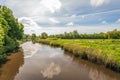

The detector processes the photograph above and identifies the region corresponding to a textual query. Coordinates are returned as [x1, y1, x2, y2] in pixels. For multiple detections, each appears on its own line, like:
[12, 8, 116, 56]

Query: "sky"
[1, 0, 120, 35]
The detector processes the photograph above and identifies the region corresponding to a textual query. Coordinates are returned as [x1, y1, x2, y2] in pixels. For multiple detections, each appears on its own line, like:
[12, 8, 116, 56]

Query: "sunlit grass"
[38, 39, 120, 72]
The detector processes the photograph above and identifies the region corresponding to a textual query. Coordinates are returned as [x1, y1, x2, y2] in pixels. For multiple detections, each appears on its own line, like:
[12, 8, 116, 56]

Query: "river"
[0, 42, 120, 80]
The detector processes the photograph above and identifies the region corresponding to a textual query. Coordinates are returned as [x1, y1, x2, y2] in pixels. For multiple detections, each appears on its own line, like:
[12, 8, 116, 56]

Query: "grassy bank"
[37, 39, 120, 72]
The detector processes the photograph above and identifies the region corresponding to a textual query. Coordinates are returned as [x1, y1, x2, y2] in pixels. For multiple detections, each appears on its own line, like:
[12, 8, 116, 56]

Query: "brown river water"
[0, 42, 120, 80]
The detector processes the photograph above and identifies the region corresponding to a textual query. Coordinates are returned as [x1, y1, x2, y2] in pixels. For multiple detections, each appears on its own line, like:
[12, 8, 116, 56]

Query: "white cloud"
[36, 25, 120, 35]
[5, 0, 120, 35]
[90, 0, 110, 7]
[81, 15, 85, 19]
[101, 20, 107, 24]
[71, 14, 77, 18]
[18, 17, 39, 27]
[30, 0, 62, 16]
[40, 0, 62, 13]
[16, 24, 120, 35]
[49, 18, 60, 23]
[18, 17, 42, 35]
[116, 18, 120, 23]
[66, 22, 74, 26]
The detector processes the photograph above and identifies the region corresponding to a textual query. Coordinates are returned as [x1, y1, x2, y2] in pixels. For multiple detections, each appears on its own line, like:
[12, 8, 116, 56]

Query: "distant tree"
[47, 29, 120, 39]
[22, 34, 31, 41]
[41, 32, 48, 39]
[105, 29, 120, 39]
[72, 30, 79, 39]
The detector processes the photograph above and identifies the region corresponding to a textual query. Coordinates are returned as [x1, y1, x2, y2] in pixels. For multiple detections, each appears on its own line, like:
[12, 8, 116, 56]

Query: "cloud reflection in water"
[20, 42, 41, 58]
[41, 62, 61, 79]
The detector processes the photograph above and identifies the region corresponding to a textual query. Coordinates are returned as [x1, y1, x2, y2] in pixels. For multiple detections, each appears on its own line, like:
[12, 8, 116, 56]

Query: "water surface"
[0, 42, 120, 80]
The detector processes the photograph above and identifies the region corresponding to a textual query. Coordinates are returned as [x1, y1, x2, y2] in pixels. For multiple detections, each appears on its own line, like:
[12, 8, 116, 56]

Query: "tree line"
[36, 29, 120, 39]
[26, 29, 120, 43]
[55, 29, 120, 39]
[0, 6, 24, 60]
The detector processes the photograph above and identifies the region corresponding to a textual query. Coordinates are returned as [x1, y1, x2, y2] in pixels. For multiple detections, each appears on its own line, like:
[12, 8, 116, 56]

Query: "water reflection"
[20, 41, 41, 58]
[41, 62, 61, 79]
[64, 51, 120, 80]
[0, 52, 24, 80]
[1, 42, 120, 80]
[89, 69, 117, 80]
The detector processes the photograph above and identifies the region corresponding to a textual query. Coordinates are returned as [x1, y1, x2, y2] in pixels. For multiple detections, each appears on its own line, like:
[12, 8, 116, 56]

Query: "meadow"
[38, 39, 120, 72]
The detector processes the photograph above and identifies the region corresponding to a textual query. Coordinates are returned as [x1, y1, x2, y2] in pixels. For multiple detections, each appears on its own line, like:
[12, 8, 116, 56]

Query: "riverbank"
[0, 51, 24, 80]
[37, 39, 120, 72]
[0, 46, 23, 66]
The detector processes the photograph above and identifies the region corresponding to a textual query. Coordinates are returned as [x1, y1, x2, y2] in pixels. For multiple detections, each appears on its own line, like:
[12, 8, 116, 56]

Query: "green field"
[38, 39, 120, 72]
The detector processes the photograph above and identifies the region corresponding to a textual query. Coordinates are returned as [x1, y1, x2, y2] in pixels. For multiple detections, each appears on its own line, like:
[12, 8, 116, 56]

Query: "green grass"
[37, 39, 120, 72]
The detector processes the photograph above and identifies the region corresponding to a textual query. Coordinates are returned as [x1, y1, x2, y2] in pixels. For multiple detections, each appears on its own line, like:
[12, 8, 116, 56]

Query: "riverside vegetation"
[38, 39, 120, 72]
[0, 5, 24, 62]
[34, 30, 120, 72]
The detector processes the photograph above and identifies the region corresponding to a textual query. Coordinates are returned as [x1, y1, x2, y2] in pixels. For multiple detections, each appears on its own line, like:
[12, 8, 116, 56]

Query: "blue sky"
[1, 0, 120, 35]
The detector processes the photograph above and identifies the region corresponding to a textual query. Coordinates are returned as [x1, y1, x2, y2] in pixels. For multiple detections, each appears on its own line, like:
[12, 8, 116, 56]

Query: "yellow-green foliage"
[38, 39, 120, 72]
[0, 25, 5, 54]
[0, 6, 24, 60]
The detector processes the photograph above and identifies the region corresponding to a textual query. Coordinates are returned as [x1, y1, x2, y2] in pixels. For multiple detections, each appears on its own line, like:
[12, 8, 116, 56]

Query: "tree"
[2, 6, 24, 40]
[105, 29, 120, 39]
[0, 5, 24, 60]
[48, 29, 120, 39]
[72, 30, 79, 39]
[41, 32, 48, 39]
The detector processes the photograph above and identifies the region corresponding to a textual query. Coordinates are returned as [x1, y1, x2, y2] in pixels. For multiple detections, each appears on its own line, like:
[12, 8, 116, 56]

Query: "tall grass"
[38, 39, 120, 72]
